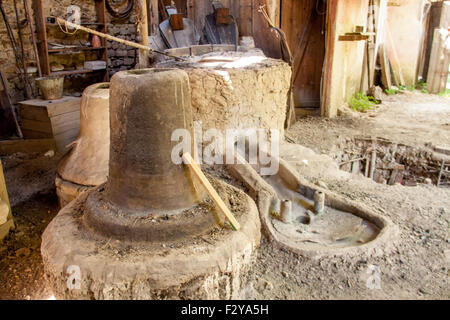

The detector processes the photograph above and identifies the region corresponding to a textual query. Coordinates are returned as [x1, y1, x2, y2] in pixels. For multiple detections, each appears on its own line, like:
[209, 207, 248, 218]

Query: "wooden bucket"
[36, 76, 64, 100]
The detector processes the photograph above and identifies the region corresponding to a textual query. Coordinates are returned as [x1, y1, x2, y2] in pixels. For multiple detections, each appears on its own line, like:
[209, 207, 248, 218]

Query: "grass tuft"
[349, 92, 379, 112]
[438, 88, 450, 98]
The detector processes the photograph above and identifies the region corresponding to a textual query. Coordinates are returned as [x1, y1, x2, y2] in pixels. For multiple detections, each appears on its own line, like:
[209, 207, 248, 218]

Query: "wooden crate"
[18, 97, 81, 152]
[0, 160, 14, 242]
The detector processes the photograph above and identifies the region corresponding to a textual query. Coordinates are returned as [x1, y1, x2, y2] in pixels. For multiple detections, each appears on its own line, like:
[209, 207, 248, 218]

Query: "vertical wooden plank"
[422, 1, 443, 80]
[282, 0, 325, 108]
[136, 0, 149, 68]
[373, 0, 387, 77]
[366, 0, 376, 88]
[386, 26, 405, 86]
[321, 0, 338, 117]
[33, 0, 50, 75]
[379, 43, 392, 89]
[148, 0, 159, 35]
[0, 160, 14, 242]
[186, 0, 194, 20]
[239, 0, 253, 36]
[193, 0, 213, 37]
[95, 0, 108, 80]
[273, 0, 281, 28]
[427, 28, 450, 93]
[231, 0, 241, 25]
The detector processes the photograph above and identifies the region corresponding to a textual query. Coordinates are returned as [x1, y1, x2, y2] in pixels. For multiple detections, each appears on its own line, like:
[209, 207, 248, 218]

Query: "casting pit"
[156, 50, 291, 137]
[227, 153, 394, 257]
[265, 174, 380, 249]
[56, 83, 110, 207]
[333, 136, 450, 187]
[41, 69, 260, 299]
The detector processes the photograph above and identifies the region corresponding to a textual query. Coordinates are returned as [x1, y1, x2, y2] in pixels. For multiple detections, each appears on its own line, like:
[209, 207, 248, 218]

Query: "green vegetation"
[385, 87, 399, 95]
[416, 80, 427, 90]
[349, 92, 379, 112]
[438, 88, 450, 98]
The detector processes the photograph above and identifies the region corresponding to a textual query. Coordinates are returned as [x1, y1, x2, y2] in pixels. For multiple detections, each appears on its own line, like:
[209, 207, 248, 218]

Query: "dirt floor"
[0, 90, 449, 300]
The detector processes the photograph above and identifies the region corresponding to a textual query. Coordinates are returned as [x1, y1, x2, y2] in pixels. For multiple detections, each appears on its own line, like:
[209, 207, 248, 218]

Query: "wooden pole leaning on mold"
[136, 0, 149, 68]
[182, 152, 241, 231]
[55, 17, 184, 61]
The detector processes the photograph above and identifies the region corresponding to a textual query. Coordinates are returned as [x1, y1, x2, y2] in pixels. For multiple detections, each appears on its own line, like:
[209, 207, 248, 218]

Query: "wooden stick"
[182, 152, 241, 231]
[136, 0, 149, 68]
[370, 148, 377, 180]
[437, 159, 445, 187]
[0, 70, 23, 138]
[386, 26, 405, 86]
[55, 17, 185, 61]
[23, 0, 42, 77]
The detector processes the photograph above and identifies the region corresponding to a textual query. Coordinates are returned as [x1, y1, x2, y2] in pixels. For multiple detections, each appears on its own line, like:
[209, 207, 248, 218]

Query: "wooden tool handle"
[182, 153, 241, 231]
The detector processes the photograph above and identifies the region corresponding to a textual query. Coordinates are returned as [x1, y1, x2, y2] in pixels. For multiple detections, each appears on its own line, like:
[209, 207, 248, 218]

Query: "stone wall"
[106, 24, 138, 77]
[0, 0, 138, 103]
[0, 0, 36, 102]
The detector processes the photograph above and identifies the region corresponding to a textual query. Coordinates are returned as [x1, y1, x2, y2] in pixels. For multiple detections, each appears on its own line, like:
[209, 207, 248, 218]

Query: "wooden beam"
[379, 43, 392, 89]
[182, 152, 240, 231]
[0, 139, 56, 156]
[0, 160, 14, 242]
[338, 34, 370, 41]
[372, 0, 388, 86]
[386, 26, 405, 86]
[137, 0, 150, 68]
[33, 0, 50, 75]
[427, 28, 450, 93]
[321, 0, 339, 117]
[148, 0, 159, 35]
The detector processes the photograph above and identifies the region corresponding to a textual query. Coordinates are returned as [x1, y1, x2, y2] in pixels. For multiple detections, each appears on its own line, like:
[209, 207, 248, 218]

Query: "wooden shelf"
[338, 33, 375, 41]
[46, 22, 105, 27]
[50, 69, 105, 77]
[34, 0, 109, 81]
[48, 46, 106, 53]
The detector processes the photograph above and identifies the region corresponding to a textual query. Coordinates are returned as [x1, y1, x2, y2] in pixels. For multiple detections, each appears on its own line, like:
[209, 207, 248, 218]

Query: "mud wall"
[322, 0, 368, 117]
[185, 60, 291, 137]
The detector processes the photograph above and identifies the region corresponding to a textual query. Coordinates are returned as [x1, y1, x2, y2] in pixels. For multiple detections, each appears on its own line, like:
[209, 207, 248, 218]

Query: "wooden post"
[33, 0, 50, 75]
[379, 43, 392, 89]
[148, 0, 159, 35]
[370, 148, 377, 180]
[0, 160, 14, 242]
[321, 0, 339, 117]
[137, 0, 150, 68]
[427, 28, 450, 93]
[23, 0, 42, 77]
[187, 0, 195, 20]
[386, 26, 405, 86]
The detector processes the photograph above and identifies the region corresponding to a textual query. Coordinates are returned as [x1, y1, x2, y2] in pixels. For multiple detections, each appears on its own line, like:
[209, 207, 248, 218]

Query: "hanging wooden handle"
[182, 153, 241, 231]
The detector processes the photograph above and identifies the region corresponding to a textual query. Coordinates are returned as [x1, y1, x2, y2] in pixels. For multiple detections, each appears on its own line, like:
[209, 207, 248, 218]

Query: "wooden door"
[281, 0, 326, 108]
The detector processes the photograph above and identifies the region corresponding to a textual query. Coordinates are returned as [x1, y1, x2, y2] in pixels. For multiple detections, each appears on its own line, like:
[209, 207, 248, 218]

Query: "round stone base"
[55, 175, 93, 208]
[41, 179, 261, 299]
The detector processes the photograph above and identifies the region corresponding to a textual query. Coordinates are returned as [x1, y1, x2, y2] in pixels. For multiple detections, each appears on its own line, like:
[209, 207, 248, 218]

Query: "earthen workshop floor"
[0, 91, 449, 299]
